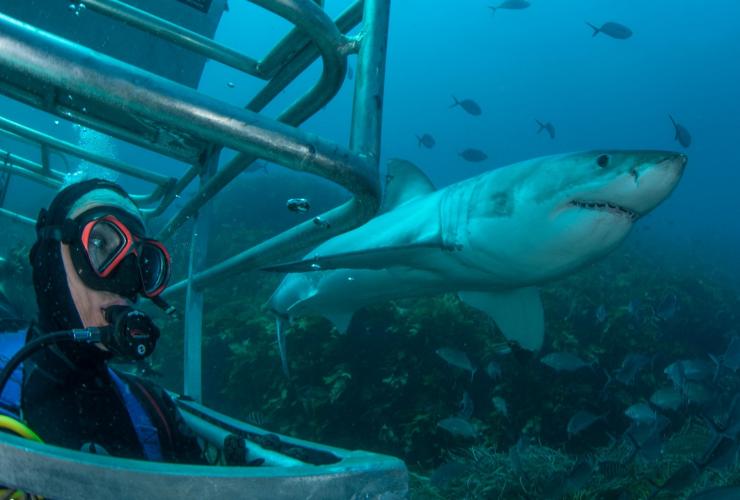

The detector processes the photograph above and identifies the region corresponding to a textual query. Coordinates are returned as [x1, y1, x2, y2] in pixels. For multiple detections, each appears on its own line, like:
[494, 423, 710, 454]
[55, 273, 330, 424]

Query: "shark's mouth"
[569, 200, 639, 221]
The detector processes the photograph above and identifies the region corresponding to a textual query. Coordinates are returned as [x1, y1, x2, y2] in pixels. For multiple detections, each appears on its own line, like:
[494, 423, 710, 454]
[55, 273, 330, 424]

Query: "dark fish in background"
[485, 360, 502, 380]
[450, 96, 482, 116]
[655, 293, 678, 320]
[595, 304, 607, 323]
[650, 386, 684, 411]
[346, 64, 354, 81]
[648, 461, 701, 498]
[665, 359, 714, 387]
[540, 352, 592, 372]
[669, 114, 692, 148]
[586, 21, 633, 39]
[624, 402, 657, 426]
[567, 410, 605, 438]
[458, 391, 474, 419]
[626, 298, 642, 321]
[489, 0, 530, 13]
[492, 396, 508, 417]
[614, 353, 650, 385]
[562, 459, 594, 494]
[459, 148, 488, 162]
[435, 347, 477, 379]
[416, 133, 436, 148]
[717, 334, 740, 372]
[437, 417, 478, 439]
[683, 381, 713, 406]
[535, 119, 556, 139]
[429, 462, 470, 489]
[626, 427, 664, 463]
[286, 197, 310, 213]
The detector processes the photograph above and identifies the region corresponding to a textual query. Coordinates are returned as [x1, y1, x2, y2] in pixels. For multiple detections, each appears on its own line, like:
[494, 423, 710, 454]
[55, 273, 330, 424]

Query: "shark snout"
[626, 152, 687, 215]
[655, 152, 687, 174]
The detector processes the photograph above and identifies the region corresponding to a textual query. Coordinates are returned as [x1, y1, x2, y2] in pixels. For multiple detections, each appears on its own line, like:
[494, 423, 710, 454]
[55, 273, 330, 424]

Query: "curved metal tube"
[0, 116, 173, 186]
[164, 0, 390, 294]
[0, 12, 378, 222]
[82, 0, 261, 78]
[156, 0, 375, 242]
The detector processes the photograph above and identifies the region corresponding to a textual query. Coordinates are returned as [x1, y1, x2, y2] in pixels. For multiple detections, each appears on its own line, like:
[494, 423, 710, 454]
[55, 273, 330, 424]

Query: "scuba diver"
[0, 179, 204, 463]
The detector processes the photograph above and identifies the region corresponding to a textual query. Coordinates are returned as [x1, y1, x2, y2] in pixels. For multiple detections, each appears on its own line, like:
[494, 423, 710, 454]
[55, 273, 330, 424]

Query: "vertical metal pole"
[183, 150, 218, 402]
[349, 0, 391, 162]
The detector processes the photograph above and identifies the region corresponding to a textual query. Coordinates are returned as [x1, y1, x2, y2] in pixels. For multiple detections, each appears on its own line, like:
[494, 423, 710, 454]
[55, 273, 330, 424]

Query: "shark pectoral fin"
[380, 158, 437, 213]
[458, 288, 545, 351]
[326, 311, 354, 334]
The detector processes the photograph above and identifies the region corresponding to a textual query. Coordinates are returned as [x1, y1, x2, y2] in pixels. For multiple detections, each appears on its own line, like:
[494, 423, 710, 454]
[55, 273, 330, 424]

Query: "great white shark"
[267, 150, 687, 372]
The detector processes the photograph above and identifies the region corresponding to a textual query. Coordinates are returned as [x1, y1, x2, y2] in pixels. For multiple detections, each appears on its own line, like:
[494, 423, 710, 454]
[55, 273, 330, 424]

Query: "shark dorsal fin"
[380, 159, 436, 213]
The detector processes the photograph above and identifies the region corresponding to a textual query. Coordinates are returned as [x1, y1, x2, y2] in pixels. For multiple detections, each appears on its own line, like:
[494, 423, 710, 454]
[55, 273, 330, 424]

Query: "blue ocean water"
[203, 0, 740, 285]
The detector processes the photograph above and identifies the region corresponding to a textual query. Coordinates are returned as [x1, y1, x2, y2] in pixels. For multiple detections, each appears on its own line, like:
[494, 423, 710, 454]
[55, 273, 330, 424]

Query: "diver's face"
[60, 242, 131, 328]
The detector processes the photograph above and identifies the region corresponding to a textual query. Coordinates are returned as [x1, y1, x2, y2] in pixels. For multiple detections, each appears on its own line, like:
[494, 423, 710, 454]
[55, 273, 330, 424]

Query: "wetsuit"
[8, 324, 205, 463]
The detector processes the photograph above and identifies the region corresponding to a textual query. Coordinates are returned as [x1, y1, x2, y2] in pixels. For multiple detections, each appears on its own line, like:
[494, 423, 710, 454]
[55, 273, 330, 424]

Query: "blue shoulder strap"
[108, 368, 164, 462]
[0, 329, 27, 418]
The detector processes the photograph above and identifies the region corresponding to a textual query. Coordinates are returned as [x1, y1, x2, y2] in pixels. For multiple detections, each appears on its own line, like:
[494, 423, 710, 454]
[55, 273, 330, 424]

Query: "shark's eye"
[596, 154, 610, 168]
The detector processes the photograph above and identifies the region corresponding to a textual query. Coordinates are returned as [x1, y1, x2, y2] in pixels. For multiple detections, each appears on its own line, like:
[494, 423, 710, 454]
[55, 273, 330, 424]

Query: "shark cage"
[0, 0, 406, 498]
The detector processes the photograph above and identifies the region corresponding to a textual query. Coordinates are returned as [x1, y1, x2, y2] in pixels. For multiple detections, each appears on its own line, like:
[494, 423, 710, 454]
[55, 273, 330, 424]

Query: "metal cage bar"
[0, 0, 391, 417]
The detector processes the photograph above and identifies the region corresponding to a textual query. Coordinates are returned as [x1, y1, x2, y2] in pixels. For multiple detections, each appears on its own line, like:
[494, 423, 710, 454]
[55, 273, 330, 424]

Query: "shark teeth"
[570, 200, 639, 221]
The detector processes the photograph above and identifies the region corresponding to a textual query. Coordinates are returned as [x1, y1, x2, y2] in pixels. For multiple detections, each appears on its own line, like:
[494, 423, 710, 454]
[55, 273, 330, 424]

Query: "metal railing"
[0, 0, 391, 400]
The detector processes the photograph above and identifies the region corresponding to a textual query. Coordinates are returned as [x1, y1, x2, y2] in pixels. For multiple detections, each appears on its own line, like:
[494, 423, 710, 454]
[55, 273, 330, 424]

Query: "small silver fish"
[656, 293, 678, 320]
[458, 391, 474, 419]
[492, 396, 508, 418]
[287, 197, 310, 213]
[436, 347, 477, 379]
[485, 360, 502, 381]
[540, 352, 591, 372]
[437, 417, 478, 439]
[595, 304, 607, 323]
[649, 387, 684, 411]
[614, 353, 650, 385]
[567, 410, 604, 437]
[664, 359, 714, 387]
[624, 402, 657, 426]
[721, 335, 740, 372]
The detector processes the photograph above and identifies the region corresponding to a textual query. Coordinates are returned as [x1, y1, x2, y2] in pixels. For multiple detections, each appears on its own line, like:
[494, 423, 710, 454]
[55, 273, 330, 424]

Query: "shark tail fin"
[586, 22, 600, 36]
[489, 6, 497, 14]
[535, 119, 545, 133]
[416, 135, 422, 147]
[276, 316, 290, 377]
[449, 95, 460, 108]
